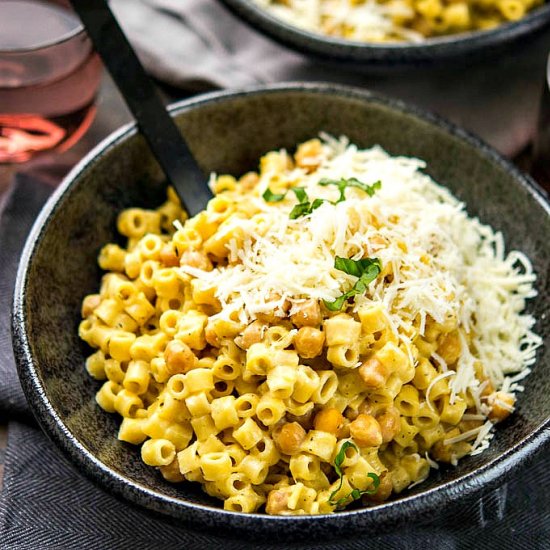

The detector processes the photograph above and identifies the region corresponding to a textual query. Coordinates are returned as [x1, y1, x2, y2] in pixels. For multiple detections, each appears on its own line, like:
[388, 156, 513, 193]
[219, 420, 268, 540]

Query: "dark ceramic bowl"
[218, 0, 550, 64]
[12, 84, 550, 540]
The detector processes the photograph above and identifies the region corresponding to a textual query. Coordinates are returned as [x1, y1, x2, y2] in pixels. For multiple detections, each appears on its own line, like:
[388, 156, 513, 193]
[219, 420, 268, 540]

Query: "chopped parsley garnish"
[263, 177, 381, 220]
[328, 441, 380, 509]
[319, 177, 381, 203]
[291, 187, 308, 203]
[263, 186, 329, 219]
[289, 198, 325, 219]
[263, 186, 308, 204]
[262, 188, 287, 202]
[324, 256, 382, 311]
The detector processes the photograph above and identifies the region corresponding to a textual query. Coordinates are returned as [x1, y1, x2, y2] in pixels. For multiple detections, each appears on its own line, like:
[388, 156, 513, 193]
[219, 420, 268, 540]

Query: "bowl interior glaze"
[13, 85, 550, 539]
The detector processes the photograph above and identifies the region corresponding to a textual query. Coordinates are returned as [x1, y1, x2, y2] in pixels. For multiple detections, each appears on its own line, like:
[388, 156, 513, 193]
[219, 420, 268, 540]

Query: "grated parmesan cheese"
[426, 371, 456, 411]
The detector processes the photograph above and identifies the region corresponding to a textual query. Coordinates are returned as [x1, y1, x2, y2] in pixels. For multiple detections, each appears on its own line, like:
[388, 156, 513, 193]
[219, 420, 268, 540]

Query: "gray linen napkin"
[110, 0, 550, 157]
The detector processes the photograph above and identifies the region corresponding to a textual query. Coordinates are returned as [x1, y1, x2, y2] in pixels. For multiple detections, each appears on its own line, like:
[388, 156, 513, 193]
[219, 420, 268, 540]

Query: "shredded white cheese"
[470, 421, 495, 455]
[426, 371, 456, 411]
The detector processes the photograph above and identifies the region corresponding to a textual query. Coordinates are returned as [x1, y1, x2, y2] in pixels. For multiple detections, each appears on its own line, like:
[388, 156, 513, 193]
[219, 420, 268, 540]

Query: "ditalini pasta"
[79, 136, 540, 515]
[252, 0, 544, 42]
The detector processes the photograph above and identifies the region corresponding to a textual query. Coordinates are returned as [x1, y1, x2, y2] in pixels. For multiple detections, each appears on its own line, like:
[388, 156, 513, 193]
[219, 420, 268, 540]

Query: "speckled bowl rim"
[218, 0, 550, 63]
[12, 83, 550, 536]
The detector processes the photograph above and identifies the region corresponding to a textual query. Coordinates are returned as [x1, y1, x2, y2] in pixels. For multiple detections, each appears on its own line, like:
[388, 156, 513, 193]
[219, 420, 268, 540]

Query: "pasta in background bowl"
[252, 0, 544, 42]
[12, 85, 550, 536]
[218, 0, 550, 63]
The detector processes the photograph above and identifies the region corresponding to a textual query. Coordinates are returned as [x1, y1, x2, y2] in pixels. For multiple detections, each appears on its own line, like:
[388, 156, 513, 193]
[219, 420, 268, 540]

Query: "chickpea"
[273, 422, 306, 455]
[290, 299, 322, 328]
[358, 357, 389, 389]
[437, 330, 461, 365]
[364, 471, 392, 503]
[239, 171, 260, 190]
[180, 249, 213, 271]
[160, 243, 179, 267]
[377, 407, 401, 443]
[294, 327, 325, 358]
[432, 438, 471, 463]
[164, 340, 196, 375]
[488, 391, 515, 423]
[266, 488, 289, 515]
[480, 378, 495, 398]
[204, 321, 221, 348]
[256, 311, 280, 324]
[256, 294, 290, 324]
[294, 139, 323, 172]
[238, 320, 265, 350]
[432, 428, 471, 463]
[313, 408, 344, 434]
[349, 414, 383, 448]
[81, 294, 101, 317]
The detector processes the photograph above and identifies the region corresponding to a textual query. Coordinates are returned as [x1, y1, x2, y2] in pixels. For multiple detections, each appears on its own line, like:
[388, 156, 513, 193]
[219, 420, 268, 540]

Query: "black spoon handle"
[70, 0, 212, 216]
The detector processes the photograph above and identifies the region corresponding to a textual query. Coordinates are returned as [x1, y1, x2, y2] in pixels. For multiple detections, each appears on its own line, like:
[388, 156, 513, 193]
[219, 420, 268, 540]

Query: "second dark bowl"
[218, 0, 550, 64]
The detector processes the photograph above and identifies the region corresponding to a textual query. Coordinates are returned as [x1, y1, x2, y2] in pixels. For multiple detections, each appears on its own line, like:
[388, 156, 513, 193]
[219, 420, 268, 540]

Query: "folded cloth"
[0, 174, 549, 548]
[109, 0, 550, 157]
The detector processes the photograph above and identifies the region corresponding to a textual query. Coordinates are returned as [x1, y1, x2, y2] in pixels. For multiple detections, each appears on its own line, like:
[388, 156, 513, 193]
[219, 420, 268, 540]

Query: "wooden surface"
[0, 73, 547, 494]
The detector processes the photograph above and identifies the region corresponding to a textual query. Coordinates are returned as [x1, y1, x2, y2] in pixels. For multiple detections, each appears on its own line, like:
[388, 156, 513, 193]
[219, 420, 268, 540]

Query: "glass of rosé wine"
[0, 0, 102, 163]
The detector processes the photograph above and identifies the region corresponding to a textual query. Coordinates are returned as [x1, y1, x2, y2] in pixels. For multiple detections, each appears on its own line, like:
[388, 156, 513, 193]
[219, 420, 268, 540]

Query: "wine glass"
[0, 0, 102, 163]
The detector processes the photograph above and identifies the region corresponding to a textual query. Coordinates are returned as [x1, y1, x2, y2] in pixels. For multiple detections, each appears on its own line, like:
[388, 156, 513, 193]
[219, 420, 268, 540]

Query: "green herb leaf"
[291, 187, 308, 203]
[333, 257, 378, 278]
[319, 177, 381, 203]
[346, 178, 381, 197]
[310, 198, 325, 210]
[289, 196, 327, 219]
[328, 441, 356, 504]
[367, 472, 381, 493]
[318, 178, 346, 203]
[323, 292, 354, 312]
[264, 184, 338, 220]
[328, 442, 380, 509]
[289, 202, 311, 219]
[262, 188, 287, 202]
[324, 257, 382, 311]
[263, 186, 309, 203]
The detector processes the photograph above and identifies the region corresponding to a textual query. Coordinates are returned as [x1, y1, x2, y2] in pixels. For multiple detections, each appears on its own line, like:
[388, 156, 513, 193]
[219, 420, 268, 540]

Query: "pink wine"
[0, 1, 102, 163]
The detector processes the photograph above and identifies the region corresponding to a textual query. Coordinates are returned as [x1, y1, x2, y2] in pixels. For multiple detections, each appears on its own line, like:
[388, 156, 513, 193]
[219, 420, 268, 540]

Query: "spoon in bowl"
[70, 0, 213, 216]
